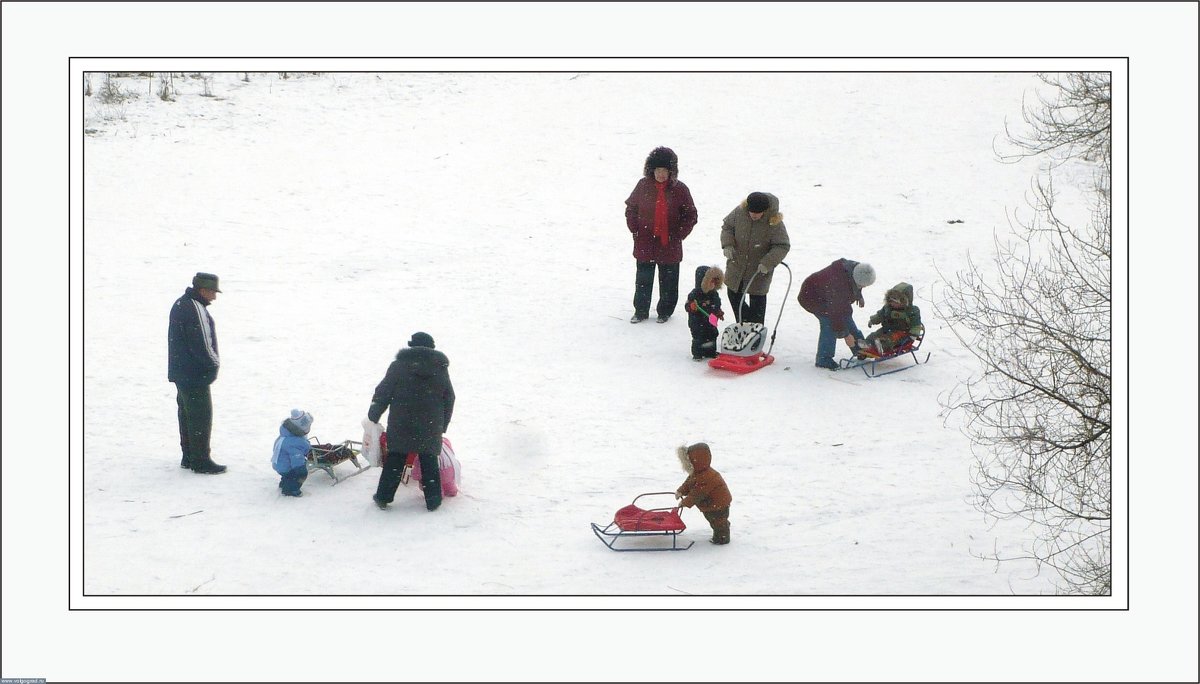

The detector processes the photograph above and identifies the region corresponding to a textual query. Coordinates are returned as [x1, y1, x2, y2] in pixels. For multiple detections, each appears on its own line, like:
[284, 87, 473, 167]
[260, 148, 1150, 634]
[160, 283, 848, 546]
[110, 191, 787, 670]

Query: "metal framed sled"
[709, 263, 792, 375]
[306, 438, 371, 484]
[591, 492, 694, 552]
[838, 335, 931, 378]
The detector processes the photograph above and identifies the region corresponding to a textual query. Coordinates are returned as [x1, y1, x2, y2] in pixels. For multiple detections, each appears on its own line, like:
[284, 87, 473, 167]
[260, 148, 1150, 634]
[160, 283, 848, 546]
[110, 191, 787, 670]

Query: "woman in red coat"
[624, 147, 698, 323]
[797, 258, 876, 369]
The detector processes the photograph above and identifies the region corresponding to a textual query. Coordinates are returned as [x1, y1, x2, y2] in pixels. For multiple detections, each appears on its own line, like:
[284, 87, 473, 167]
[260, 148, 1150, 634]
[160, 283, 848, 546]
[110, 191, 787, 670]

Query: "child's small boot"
[711, 520, 731, 545]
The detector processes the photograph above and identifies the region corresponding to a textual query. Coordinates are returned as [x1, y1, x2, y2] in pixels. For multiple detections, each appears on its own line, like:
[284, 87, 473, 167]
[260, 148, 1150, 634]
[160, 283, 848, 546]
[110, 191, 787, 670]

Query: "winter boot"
[710, 519, 731, 545]
[190, 458, 227, 475]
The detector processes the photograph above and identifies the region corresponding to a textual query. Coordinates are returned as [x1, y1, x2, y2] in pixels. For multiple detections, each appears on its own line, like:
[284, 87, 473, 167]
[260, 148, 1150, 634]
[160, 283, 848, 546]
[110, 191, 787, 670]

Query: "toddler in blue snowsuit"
[272, 409, 313, 497]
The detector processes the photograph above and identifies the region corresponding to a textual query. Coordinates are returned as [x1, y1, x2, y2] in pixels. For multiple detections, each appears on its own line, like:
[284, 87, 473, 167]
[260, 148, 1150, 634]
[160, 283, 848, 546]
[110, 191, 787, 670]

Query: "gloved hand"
[758, 263, 770, 274]
[716, 310, 725, 321]
[723, 247, 734, 259]
[686, 301, 697, 313]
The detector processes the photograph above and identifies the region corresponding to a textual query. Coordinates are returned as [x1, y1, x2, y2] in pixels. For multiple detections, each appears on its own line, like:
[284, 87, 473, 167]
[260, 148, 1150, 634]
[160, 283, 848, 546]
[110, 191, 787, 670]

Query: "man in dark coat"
[167, 272, 227, 474]
[624, 146, 698, 323]
[368, 332, 456, 511]
[796, 259, 876, 370]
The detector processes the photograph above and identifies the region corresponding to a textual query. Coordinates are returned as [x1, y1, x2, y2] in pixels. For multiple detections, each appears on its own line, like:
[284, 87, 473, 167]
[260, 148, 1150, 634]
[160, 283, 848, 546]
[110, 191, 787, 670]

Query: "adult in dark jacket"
[796, 258, 876, 370]
[368, 332, 456, 511]
[721, 192, 791, 324]
[624, 146, 698, 324]
[167, 272, 226, 474]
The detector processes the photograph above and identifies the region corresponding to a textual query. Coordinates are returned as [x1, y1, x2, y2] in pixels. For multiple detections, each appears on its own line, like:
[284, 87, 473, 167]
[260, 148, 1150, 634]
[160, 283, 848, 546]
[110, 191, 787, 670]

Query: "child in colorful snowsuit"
[860, 282, 924, 357]
[272, 409, 313, 497]
[684, 265, 725, 360]
[675, 442, 733, 544]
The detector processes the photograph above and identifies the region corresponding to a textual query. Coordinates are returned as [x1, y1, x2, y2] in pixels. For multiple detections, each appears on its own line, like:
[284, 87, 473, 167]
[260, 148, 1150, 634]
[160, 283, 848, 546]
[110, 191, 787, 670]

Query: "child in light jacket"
[272, 409, 313, 497]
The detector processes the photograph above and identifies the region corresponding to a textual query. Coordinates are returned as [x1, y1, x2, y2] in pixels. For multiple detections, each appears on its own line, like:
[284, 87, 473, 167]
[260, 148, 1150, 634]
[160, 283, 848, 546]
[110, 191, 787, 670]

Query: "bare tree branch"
[939, 73, 1112, 595]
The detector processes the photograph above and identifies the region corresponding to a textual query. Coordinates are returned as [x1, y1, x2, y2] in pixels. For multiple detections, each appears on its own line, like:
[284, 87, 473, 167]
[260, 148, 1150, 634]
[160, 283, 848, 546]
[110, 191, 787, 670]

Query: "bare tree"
[96, 73, 127, 104]
[999, 72, 1111, 165]
[157, 72, 175, 102]
[938, 73, 1112, 594]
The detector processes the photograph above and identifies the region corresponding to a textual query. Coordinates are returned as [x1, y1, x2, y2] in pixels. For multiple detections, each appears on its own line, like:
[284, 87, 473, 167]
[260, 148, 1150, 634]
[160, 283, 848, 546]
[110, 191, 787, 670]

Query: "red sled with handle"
[591, 492, 694, 551]
[709, 263, 791, 374]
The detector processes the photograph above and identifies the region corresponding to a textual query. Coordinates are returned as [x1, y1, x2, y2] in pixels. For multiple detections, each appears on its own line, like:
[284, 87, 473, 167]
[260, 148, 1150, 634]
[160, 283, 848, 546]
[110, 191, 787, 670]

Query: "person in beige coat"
[675, 442, 733, 545]
[720, 191, 791, 324]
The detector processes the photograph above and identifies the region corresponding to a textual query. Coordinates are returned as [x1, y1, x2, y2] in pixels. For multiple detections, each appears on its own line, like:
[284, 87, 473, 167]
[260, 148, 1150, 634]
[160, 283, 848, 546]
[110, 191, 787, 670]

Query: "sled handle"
[732, 262, 792, 357]
[765, 262, 792, 356]
[632, 491, 678, 507]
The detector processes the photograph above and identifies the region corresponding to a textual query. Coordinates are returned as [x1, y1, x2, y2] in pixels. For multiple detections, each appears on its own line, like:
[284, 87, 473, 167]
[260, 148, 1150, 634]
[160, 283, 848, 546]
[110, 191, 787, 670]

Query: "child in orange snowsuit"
[674, 442, 733, 545]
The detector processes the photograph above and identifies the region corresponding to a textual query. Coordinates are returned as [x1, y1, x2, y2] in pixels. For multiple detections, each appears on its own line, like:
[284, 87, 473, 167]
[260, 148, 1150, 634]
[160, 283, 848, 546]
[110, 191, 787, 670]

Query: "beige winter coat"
[720, 193, 791, 295]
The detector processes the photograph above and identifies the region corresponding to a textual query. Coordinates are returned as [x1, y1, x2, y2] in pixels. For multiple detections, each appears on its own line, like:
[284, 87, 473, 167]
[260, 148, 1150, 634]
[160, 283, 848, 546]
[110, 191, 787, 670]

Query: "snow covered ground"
[4, 4, 1198, 677]
[79, 70, 1064, 599]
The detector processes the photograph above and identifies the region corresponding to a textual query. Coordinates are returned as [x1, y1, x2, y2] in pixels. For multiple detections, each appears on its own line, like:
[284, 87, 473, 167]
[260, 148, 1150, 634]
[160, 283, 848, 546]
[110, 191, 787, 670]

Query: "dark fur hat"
[643, 146, 679, 178]
[408, 331, 435, 349]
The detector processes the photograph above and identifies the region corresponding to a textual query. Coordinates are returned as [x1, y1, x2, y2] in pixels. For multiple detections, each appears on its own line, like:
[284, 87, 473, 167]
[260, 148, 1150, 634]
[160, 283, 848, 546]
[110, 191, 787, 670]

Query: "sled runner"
[709, 263, 792, 375]
[591, 492, 694, 552]
[306, 438, 371, 484]
[838, 334, 930, 378]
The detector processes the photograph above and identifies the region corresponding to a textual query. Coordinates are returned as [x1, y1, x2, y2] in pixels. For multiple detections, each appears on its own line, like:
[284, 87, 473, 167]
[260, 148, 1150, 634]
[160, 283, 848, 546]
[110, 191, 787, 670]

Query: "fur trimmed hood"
[677, 442, 712, 473]
[694, 265, 725, 293]
[643, 146, 679, 179]
[884, 282, 914, 308]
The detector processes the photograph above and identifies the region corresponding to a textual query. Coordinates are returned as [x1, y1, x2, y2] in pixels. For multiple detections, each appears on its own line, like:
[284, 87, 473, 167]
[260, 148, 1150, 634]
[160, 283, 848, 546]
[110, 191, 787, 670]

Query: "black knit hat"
[746, 192, 770, 213]
[408, 332, 435, 349]
[643, 146, 679, 178]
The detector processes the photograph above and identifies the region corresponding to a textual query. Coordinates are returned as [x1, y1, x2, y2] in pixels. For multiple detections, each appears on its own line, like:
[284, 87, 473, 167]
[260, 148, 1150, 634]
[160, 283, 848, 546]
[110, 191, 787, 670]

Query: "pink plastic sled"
[408, 437, 461, 497]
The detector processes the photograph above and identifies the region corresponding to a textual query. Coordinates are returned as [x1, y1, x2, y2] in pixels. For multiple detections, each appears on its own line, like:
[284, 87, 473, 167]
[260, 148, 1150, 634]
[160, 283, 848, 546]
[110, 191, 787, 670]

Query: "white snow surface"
[0, 1, 1188, 672]
[81, 71, 1065, 599]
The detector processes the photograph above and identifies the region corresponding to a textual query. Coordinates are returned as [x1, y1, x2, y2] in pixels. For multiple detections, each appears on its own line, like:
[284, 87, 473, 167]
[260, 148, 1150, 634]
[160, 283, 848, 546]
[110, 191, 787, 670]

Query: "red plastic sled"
[591, 492, 694, 551]
[709, 352, 775, 374]
[840, 334, 930, 377]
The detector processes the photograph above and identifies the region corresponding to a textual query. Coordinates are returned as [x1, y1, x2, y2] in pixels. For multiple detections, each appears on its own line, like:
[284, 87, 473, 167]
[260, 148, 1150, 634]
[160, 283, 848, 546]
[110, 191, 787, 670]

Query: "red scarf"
[653, 181, 670, 246]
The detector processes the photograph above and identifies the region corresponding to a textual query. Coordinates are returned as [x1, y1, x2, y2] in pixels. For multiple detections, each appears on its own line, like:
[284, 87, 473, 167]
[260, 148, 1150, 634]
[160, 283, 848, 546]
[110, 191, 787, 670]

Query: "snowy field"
[79, 71, 1068, 599]
[0, 1, 1192, 678]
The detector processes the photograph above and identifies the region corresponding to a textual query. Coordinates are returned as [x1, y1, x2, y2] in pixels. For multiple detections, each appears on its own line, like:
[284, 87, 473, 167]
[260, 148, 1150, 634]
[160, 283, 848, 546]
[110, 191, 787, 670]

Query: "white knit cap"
[852, 262, 876, 288]
[286, 409, 313, 435]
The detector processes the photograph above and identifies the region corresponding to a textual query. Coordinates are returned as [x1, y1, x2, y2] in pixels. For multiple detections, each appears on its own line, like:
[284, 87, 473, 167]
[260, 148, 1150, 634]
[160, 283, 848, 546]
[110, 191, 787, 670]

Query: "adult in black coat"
[167, 272, 227, 474]
[368, 332, 456, 511]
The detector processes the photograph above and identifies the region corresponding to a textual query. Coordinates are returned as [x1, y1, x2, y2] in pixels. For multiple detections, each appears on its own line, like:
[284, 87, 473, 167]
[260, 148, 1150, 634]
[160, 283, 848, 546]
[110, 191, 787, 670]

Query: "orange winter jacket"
[677, 443, 732, 512]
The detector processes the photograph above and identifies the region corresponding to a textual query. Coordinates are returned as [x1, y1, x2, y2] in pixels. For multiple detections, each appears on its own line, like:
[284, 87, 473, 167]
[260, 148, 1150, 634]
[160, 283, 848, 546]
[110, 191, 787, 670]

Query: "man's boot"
[191, 457, 227, 475]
